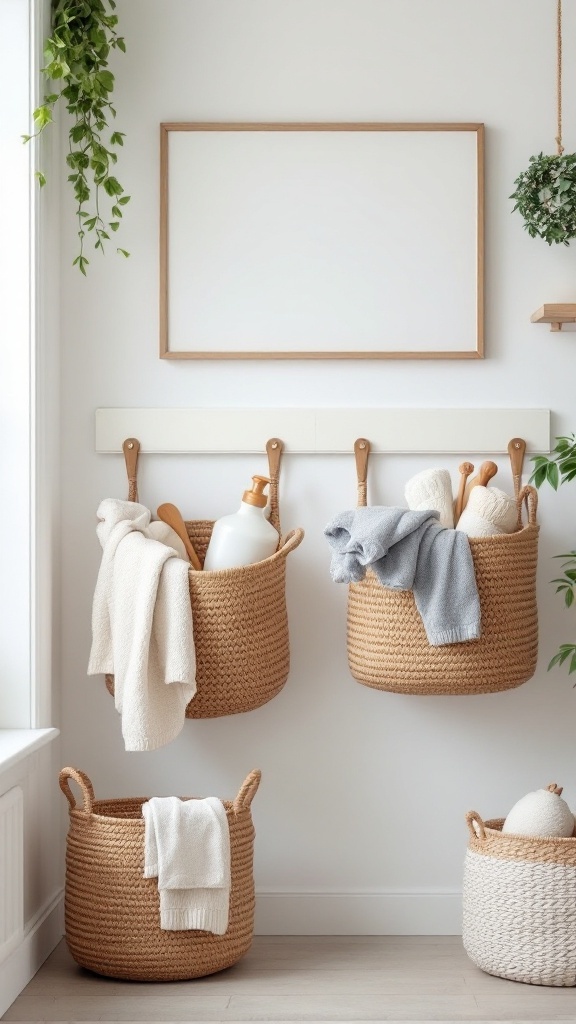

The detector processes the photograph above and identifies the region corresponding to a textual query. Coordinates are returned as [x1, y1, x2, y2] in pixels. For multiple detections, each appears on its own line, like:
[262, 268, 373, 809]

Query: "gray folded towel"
[324, 506, 481, 646]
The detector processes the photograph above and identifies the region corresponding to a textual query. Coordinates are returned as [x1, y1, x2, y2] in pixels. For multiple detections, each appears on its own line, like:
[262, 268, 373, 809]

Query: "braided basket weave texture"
[463, 811, 576, 986]
[106, 437, 303, 718]
[347, 486, 539, 696]
[106, 525, 303, 718]
[60, 767, 261, 981]
[185, 521, 302, 717]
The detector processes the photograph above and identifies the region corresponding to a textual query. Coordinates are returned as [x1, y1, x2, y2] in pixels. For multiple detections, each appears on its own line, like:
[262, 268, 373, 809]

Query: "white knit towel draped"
[88, 498, 196, 751]
[143, 796, 231, 933]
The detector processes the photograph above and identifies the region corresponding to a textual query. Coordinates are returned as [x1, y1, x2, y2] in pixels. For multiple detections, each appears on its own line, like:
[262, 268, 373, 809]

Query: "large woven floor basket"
[106, 437, 303, 718]
[347, 441, 539, 696]
[463, 808, 576, 986]
[59, 767, 261, 981]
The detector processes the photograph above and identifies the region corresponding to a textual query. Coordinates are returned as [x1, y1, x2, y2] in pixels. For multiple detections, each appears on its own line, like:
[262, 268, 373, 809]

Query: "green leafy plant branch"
[531, 434, 576, 490]
[23, 0, 130, 273]
[531, 435, 576, 678]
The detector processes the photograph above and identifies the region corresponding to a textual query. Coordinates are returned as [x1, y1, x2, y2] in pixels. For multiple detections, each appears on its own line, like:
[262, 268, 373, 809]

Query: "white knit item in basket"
[456, 486, 518, 538]
[463, 809, 576, 986]
[405, 468, 454, 529]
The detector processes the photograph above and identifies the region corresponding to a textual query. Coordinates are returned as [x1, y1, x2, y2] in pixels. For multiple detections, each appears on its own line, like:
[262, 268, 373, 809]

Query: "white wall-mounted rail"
[95, 408, 551, 455]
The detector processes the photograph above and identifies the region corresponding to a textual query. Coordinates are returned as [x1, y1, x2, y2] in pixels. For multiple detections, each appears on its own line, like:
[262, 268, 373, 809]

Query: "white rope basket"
[463, 809, 576, 986]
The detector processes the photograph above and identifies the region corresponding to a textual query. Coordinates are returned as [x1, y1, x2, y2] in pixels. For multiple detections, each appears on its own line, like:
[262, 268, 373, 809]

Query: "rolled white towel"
[456, 486, 517, 538]
[405, 468, 454, 529]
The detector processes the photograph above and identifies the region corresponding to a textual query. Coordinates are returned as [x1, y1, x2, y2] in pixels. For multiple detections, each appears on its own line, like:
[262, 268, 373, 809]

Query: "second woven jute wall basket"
[105, 437, 304, 717]
[347, 439, 539, 696]
[463, 808, 576, 986]
[60, 766, 261, 981]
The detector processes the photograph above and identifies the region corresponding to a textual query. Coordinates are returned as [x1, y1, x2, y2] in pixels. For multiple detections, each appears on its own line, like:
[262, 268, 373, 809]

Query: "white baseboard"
[254, 891, 462, 935]
[0, 889, 64, 1017]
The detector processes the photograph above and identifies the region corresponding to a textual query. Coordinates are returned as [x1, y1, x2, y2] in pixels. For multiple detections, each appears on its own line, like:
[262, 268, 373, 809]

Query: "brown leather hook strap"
[123, 438, 140, 503]
[507, 436, 526, 499]
[354, 438, 370, 508]
[266, 438, 283, 534]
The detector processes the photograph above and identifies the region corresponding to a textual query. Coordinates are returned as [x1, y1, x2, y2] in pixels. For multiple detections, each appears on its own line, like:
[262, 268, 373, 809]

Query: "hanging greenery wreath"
[24, 0, 130, 273]
[511, 152, 576, 246]
[510, 0, 576, 246]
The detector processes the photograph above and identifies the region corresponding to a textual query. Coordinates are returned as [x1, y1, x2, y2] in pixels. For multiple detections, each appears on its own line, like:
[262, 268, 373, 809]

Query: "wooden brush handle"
[156, 503, 203, 570]
[462, 460, 498, 511]
[474, 461, 498, 487]
[454, 462, 474, 522]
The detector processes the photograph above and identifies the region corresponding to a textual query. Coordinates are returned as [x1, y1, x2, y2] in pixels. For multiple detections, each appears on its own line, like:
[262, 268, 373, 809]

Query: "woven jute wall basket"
[346, 440, 539, 696]
[463, 808, 576, 986]
[105, 437, 304, 718]
[59, 766, 261, 981]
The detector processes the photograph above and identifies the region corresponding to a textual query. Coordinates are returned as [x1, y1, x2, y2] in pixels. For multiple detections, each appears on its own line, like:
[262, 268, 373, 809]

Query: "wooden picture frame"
[160, 122, 484, 360]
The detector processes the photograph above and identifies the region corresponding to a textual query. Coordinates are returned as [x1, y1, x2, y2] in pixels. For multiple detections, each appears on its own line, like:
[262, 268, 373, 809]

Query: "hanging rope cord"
[557, 0, 564, 155]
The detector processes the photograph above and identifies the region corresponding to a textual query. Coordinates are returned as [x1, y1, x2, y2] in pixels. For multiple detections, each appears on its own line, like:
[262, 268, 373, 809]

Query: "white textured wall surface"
[60, 1, 576, 931]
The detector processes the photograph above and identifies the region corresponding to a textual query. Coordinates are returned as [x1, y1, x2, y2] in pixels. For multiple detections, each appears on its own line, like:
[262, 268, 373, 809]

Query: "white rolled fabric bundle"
[405, 468, 454, 529]
[502, 785, 575, 839]
[456, 486, 517, 538]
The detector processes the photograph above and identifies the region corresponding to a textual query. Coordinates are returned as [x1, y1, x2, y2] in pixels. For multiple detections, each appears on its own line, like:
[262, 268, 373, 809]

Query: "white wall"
[60, 0, 576, 933]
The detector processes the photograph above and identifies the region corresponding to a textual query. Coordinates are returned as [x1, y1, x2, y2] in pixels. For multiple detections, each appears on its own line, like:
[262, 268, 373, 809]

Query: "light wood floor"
[4, 935, 576, 1022]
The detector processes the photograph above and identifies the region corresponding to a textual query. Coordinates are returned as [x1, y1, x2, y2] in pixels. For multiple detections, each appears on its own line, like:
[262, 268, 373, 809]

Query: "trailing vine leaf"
[24, 0, 130, 271]
[511, 153, 576, 245]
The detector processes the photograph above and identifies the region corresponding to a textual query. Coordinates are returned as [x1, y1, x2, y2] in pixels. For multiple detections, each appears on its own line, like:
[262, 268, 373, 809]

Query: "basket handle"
[465, 810, 487, 840]
[277, 527, 304, 559]
[266, 438, 283, 535]
[354, 438, 371, 508]
[517, 484, 538, 527]
[59, 767, 95, 816]
[123, 437, 140, 503]
[233, 770, 261, 814]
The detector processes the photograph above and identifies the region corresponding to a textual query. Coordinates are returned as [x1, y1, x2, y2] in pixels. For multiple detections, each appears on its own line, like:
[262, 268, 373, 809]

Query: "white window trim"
[1, 0, 59, 731]
[0, 728, 59, 775]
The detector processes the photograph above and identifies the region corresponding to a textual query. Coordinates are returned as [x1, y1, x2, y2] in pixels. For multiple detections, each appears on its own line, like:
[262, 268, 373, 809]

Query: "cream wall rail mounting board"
[95, 408, 550, 455]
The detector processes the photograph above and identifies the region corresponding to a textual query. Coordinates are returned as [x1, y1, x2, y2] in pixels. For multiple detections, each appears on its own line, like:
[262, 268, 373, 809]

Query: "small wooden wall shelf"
[531, 303, 576, 332]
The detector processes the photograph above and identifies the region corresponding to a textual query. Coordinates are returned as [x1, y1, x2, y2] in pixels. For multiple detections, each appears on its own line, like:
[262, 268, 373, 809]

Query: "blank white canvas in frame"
[161, 124, 483, 359]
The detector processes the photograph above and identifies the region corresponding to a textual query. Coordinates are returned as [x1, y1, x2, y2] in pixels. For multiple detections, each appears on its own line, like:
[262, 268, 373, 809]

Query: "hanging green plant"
[511, 153, 576, 246]
[23, 0, 130, 274]
[510, 0, 576, 246]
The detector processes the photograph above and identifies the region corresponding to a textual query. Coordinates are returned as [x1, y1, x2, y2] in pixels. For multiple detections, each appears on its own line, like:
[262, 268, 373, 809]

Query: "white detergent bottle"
[203, 475, 279, 571]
